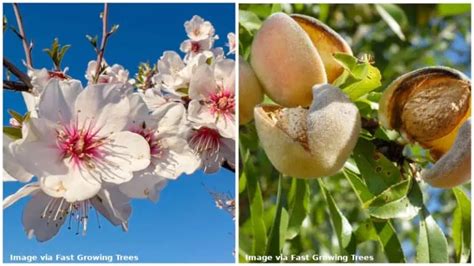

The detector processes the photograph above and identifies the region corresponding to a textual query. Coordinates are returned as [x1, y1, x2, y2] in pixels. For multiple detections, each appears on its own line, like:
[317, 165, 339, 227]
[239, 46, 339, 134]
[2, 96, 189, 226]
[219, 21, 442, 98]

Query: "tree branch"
[93, 3, 110, 83]
[3, 80, 30, 92]
[12, 3, 33, 68]
[3, 57, 33, 89]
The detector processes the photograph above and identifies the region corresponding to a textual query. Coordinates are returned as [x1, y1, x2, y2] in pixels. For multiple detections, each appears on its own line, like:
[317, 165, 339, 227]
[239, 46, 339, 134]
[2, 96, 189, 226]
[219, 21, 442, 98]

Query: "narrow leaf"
[239, 10, 262, 33]
[319, 179, 356, 256]
[375, 4, 406, 41]
[372, 220, 406, 262]
[243, 150, 267, 255]
[353, 139, 401, 195]
[3, 127, 22, 140]
[416, 208, 449, 262]
[452, 187, 471, 263]
[265, 175, 284, 260]
[7, 109, 24, 123]
[366, 178, 423, 220]
[286, 178, 309, 239]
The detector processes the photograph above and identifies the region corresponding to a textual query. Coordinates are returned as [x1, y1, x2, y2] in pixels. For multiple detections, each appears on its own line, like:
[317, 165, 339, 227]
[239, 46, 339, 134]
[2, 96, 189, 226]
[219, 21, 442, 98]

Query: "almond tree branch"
[3, 80, 31, 92]
[3, 57, 33, 89]
[12, 3, 33, 68]
[93, 3, 110, 83]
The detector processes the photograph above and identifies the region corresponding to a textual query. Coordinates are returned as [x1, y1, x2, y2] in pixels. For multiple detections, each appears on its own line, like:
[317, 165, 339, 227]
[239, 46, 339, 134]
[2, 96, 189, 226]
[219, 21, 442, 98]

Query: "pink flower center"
[189, 127, 221, 154]
[191, 41, 201, 53]
[209, 89, 235, 120]
[56, 121, 105, 169]
[130, 124, 162, 159]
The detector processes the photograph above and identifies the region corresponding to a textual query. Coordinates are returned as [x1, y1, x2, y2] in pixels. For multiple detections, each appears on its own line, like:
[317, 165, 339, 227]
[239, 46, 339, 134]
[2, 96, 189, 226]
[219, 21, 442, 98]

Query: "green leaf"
[86, 34, 98, 48]
[318, 179, 356, 256]
[286, 178, 309, 239]
[265, 175, 284, 260]
[8, 109, 25, 124]
[333, 53, 357, 71]
[239, 172, 247, 194]
[333, 53, 382, 100]
[452, 187, 471, 263]
[58, 44, 71, 62]
[239, 10, 262, 34]
[353, 139, 401, 195]
[243, 150, 267, 255]
[110, 24, 120, 34]
[437, 4, 470, 17]
[343, 169, 374, 203]
[372, 220, 406, 262]
[416, 208, 449, 263]
[3, 127, 22, 140]
[374, 4, 406, 41]
[270, 3, 281, 14]
[366, 178, 423, 220]
[342, 64, 382, 101]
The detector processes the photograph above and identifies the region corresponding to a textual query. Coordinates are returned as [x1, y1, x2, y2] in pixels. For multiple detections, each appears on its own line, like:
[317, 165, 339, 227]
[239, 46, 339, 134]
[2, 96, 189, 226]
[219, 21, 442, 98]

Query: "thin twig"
[93, 3, 110, 83]
[3, 57, 32, 89]
[12, 3, 33, 68]
[3, 80, 31, 92]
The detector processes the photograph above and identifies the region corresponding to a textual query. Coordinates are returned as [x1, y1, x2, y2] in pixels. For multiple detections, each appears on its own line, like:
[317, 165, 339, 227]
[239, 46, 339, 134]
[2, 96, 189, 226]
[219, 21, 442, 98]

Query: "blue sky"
[3, 3, 235, 263]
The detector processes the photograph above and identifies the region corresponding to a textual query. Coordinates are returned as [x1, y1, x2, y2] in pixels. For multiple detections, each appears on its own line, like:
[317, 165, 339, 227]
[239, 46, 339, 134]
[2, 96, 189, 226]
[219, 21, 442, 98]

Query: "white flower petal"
[75, 83, 130, 134]
[214, 59, 236, 93]
[40, 168, 102, 202]
[12, 134, 67, 178]
[187, 100, 215, 124]
[22, 192, 67, 242]
[94, 131, 150, 184]
[119, 172, 167, 202]
[38, 79, 83, 123]
[3, 135, 33, 182]
[3, 182, 40, 209]
[92, 183, 131, 229]
[221, 137, 236, 167]
[189, 64, 218, 100]
[152, 102, 187, 132]
[154, 137, 200, 178]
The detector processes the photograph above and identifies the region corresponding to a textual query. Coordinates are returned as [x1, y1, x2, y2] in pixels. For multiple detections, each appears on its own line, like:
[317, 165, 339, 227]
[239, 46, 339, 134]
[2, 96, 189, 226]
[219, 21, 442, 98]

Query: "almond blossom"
[4, 182, 131, 242]
[11, 80, 151, 202]
[188, 59, 236, 139]
[119, 95, 200, 201]
[188, 123, 235, 173]
[184, 15, 216, 41]
[226, 32, 236, 55]
[85, 60, 134, 92]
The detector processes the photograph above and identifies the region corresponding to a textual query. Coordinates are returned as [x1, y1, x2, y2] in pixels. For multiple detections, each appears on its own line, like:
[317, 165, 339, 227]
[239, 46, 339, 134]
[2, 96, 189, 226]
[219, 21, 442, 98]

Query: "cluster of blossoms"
[3, 15, 235, 242]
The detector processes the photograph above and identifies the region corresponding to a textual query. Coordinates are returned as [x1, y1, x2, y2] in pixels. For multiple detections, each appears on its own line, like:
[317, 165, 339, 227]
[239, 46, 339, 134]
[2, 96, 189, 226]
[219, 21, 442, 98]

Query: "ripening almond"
[379, 66, 471, 188]
[251, 12, 327, 107]
[291, 14, 353, 83]
[239, 56, 264, 124]
[379, 66, 470, 159]
[421, 119, 470, 188]
[254, 84, 360, 178]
